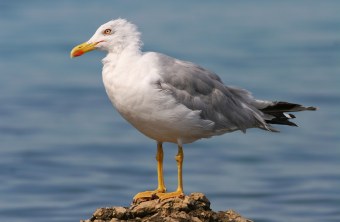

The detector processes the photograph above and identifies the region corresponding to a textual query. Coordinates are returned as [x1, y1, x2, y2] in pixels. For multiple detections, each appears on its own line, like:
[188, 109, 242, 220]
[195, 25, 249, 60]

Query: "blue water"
[1, 1, 339, 222]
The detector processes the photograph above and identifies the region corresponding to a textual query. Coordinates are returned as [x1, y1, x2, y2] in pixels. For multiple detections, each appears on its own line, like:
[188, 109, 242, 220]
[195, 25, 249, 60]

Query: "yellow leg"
[157, 145, 185, 199]
[156, 142, 167, 193]
[133, 142, 166, 201]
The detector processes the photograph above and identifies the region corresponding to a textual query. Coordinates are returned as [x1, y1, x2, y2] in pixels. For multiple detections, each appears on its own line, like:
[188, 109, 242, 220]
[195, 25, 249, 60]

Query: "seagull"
[70, 19, 316, 201]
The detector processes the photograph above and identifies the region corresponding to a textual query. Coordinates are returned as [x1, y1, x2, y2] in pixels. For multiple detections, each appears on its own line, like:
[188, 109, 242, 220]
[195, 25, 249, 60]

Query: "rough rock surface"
[80, 193, 253, 222]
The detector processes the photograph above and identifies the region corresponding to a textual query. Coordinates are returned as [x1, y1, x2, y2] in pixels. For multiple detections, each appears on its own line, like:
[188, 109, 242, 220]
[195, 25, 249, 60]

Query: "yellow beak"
[70, 42, 98, 58]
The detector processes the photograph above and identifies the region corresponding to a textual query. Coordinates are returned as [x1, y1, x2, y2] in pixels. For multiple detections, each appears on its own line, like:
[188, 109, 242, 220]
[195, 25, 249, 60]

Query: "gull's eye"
[103, 28, 112, 35]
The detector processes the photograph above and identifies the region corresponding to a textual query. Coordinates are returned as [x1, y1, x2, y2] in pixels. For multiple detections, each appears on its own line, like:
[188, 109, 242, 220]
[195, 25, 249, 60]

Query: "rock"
[80, 193, 253, 222]
[113, 206, 127, 219]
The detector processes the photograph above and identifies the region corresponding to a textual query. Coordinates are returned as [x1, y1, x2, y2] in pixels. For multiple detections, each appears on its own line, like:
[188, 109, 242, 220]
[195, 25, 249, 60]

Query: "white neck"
[101, 44, 143, 111]
[102, 44, 142, 67]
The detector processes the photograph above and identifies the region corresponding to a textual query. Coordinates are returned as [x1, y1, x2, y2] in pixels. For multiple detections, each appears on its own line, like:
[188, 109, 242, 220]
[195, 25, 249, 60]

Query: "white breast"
[102, 52, 215, 144]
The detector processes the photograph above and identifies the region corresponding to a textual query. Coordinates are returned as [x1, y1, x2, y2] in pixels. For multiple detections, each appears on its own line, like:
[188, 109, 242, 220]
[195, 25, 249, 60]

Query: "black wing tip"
[262, 102, 318, 113]
[266, 119, 298, 127]
[260, 101, 316, 128]
[306, 106, 318, 111]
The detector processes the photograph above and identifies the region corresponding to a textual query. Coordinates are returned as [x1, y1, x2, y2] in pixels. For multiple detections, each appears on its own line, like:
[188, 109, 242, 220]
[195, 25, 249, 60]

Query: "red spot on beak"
[73, 50, 84, 57]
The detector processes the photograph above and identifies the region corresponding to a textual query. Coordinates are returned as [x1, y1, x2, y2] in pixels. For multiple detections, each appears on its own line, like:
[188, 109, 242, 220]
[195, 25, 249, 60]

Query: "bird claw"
[156, 190, 185, 200]
[133, 190, 162, 203]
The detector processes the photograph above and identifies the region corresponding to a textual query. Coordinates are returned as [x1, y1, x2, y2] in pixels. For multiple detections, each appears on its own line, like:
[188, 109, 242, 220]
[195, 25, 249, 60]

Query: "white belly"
[103, 74, 214, 144]
[101, 52, 216, 144]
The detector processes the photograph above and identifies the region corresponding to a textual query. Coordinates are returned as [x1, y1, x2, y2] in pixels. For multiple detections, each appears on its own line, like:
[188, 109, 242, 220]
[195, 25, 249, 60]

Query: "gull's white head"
[70, 19, 141, 57]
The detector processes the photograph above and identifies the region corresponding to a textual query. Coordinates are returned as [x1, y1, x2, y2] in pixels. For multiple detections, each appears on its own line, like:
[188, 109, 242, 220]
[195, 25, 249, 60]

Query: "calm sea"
[0, 1, 339, 222]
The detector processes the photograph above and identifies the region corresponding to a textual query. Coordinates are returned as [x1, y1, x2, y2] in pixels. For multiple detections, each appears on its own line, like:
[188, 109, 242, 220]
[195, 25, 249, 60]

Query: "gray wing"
[155, 53, 273, 133]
